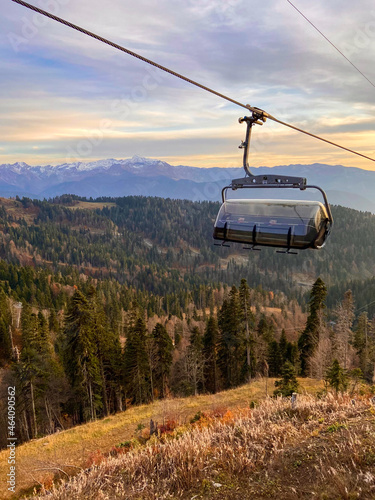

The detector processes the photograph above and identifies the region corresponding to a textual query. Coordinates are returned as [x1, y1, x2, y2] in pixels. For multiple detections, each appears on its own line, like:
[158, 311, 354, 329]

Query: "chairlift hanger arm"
[238, 111, 266, 176]
[10, 0, 375, 165]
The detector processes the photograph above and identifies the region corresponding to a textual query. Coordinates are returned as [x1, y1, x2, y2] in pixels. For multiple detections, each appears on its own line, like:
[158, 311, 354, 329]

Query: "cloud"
[2, 0, 375, 170]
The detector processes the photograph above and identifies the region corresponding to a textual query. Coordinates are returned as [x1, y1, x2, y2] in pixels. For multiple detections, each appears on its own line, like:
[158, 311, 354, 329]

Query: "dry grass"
[31, 393, 375, 500]
[67, 201, 116, 211]
[0, 378, 323, 499]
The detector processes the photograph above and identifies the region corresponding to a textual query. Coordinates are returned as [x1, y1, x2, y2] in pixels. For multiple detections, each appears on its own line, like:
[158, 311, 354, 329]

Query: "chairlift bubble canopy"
[214, 198, 330, 251]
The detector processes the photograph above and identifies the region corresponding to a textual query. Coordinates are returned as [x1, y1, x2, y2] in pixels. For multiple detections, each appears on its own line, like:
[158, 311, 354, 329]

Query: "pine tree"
[203, 316, 220, 394]
[353, 312, 371, 380]
[274, 361, 299, 397]
[14, 347, 45, 438]
[257, 315, 275, 343]
[37, 311, 52, 355]
[21, 305, 40, 351]
[63, 290, 102, 421]
[218, 299, 231, 388]
[186, 326, 205, 395]
[15, 299, 67, 438]
[218, 286, 245, 388]
[87, 287, 123, 416]
[123, 317, 150, 405]
[268, 339, 282, 377]
[151, 323, 173, 398]
[48, 307, 60, 334]
[298, 277, 327, 376]
[325, 359, 348, 395]
[286, 341, 300, 370]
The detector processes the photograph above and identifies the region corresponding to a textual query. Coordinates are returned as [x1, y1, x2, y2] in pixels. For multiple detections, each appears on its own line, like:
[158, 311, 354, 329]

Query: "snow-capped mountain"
[0, 156, 375, 212]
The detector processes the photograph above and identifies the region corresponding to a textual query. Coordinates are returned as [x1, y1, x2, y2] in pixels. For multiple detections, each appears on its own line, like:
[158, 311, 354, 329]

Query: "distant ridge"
[1, 157, 375, 212]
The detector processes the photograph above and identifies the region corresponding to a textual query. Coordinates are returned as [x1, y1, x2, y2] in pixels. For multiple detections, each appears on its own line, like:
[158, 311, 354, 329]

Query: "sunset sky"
[2, 0, 375, 170]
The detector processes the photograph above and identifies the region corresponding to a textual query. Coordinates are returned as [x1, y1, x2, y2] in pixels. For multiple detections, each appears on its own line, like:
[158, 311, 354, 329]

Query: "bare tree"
[310, 320, 334, 379]
[183, 348, 205, 396]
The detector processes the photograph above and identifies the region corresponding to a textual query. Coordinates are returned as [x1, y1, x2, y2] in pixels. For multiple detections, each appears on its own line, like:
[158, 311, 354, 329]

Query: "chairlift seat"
[213, 199, 330, 249]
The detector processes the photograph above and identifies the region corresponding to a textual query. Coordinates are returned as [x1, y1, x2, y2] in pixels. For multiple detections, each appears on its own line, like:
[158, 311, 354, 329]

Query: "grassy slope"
[33, 393, 375, 500]
[0, 378, 323, 499]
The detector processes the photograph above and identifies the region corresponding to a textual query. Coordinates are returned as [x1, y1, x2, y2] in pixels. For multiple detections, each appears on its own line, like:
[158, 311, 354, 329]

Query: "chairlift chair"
[213, 110, 333, 253]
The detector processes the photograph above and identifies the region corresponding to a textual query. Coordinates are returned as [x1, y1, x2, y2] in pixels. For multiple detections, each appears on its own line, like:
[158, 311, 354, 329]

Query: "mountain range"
[1, 156, 375, 212]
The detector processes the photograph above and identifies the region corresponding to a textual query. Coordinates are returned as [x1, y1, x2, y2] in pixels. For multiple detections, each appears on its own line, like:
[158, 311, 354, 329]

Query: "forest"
[2, 195, 375, 303]
[0, 195, 374, 448]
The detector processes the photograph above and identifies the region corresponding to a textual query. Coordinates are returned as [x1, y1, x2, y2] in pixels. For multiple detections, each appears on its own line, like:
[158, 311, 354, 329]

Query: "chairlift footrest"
[214, 242, 230, 247]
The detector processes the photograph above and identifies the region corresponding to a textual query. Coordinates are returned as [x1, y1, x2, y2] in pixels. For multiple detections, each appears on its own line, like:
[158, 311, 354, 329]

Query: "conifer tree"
[48, 307, 60, 334]
[189, 326, 203, 352]
[151, 323, 173, 398]
[15, 347, 44, 438]
[218, 286, 244, 388]
[218, 299, 232, 388]
[21, 305, 40, 351]
[274, 361, 299, 397]
[123, 317, 150, 405]
[286, 341, 300, 370]
[87, 286, 123, 416]
[63, 290, 102, 421]
[325, 359, 348, 395]
[298, 277, 327, 376]
[18, 308, 48, 434]
[15, 300, 66, 438]
[353, 312, 370, 380]
[257, 315, 275, 343]
[203, 316, 219, 394]
[185, 326, 205, 395]
[37, 311, 52, 355]
[268, 340, 282, 377]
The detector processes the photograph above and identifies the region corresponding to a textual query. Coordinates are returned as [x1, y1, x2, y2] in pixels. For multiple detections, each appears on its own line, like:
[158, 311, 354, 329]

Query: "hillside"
[1, 195, 375, 307]
[24, 390, 375, 500]
[0, 378, 324, 500]
[0, 194, 374, 490]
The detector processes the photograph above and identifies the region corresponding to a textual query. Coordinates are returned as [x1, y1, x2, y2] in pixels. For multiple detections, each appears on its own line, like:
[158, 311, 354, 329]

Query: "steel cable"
[286, 0, 375, 90]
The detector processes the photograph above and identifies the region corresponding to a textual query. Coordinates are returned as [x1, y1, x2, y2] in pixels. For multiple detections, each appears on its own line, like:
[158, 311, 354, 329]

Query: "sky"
[2, 0, 375, 170]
